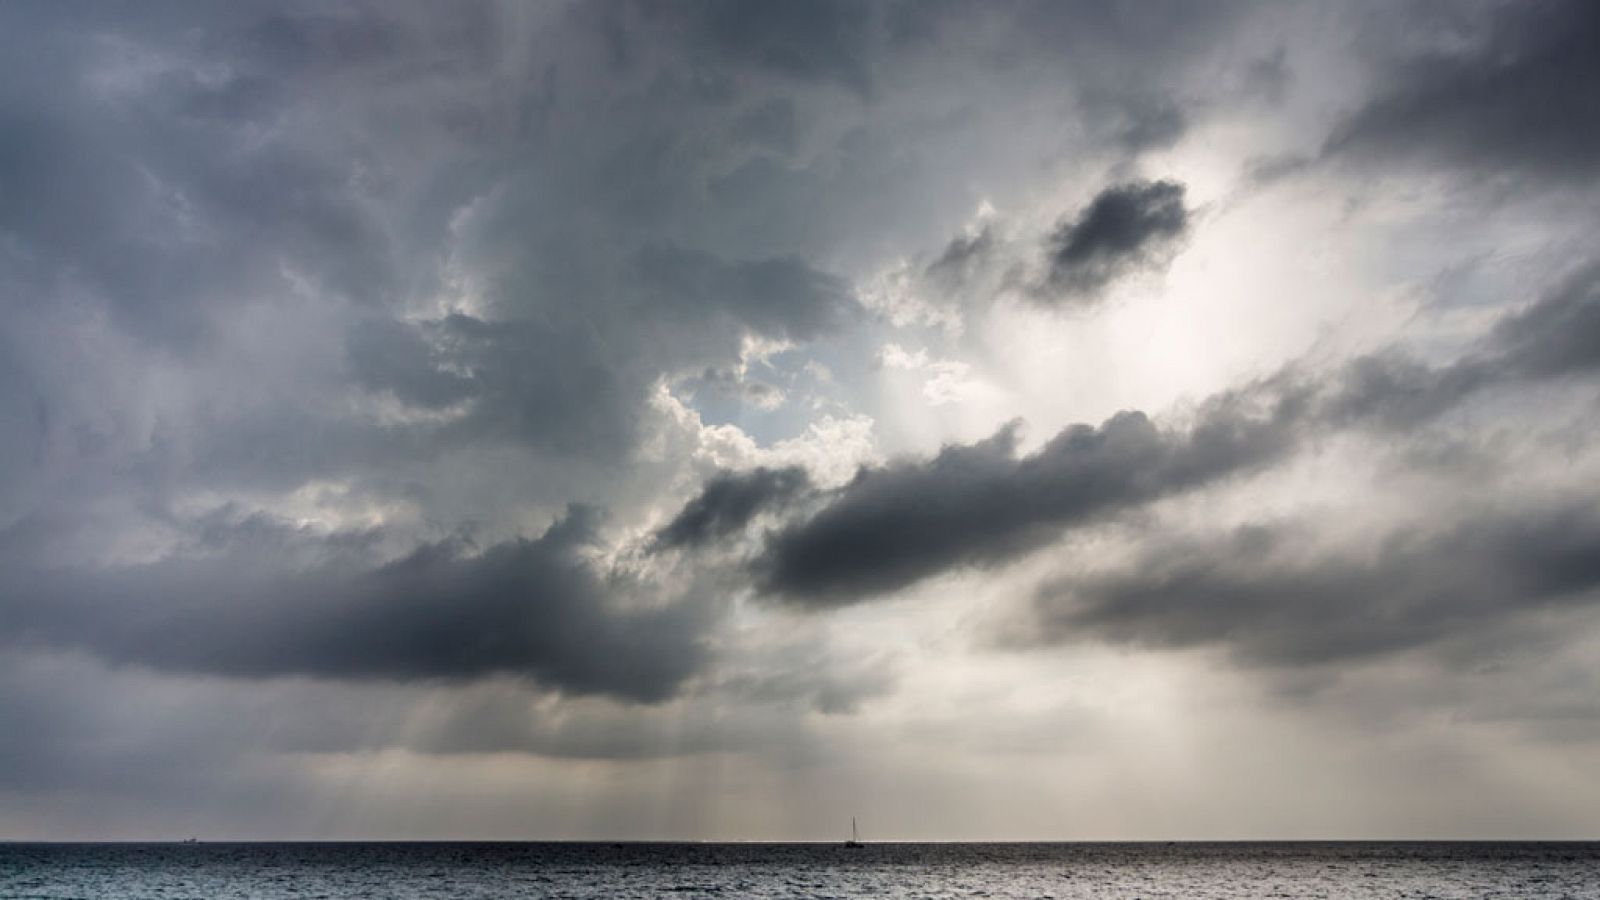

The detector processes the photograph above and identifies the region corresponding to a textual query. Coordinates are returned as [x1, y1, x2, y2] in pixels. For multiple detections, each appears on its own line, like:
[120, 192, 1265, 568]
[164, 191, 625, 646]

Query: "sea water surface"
[2, 841, 1598, 899]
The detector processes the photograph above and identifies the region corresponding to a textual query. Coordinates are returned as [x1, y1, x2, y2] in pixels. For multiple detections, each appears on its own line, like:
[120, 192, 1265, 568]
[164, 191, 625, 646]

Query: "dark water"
[2, 842, 1598, 899]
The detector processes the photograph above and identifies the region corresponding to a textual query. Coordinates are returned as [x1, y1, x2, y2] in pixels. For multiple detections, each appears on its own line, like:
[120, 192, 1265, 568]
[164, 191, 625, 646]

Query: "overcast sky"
[3, 0, 1600, 841]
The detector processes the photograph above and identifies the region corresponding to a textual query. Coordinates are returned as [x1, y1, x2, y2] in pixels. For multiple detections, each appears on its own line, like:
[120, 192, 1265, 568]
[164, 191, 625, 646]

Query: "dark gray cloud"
[759, 391, 1299, 605]
[1043, 180, 1190, 299]
[0, 506, 709, 702]
[1026, 501, 1600, 669]
[1328, 0, 1600, 181]
[1317, 351, 1490, 432]
[907, 179, 1194, 319]
[655, 467, 811, 550]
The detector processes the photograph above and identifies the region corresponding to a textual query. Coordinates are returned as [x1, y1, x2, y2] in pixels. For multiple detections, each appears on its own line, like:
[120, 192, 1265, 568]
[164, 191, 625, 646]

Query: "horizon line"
[5, 838, 1599, 845]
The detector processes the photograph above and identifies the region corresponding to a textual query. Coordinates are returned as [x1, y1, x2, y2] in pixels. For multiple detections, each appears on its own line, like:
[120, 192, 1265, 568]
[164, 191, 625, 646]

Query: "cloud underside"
[1, 507, 707, 702]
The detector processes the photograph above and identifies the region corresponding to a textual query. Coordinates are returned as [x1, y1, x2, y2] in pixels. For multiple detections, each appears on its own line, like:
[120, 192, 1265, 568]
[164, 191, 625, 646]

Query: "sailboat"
[844, 816, 862, 848]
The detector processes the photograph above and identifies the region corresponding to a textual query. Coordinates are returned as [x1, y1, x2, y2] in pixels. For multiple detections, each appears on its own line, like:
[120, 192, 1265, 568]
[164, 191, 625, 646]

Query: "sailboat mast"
[852, 817, 858, 842]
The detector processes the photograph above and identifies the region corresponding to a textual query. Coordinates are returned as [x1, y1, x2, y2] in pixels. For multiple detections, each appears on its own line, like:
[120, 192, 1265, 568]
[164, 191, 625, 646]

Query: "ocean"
[2, 841, 1598, 899]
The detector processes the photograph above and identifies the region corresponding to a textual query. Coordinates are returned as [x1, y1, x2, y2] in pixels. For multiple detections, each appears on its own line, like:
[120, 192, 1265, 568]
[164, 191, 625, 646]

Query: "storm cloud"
[1043, 180, 1190, 299]
[655, 466, 811, 550]
[759, 391, 1299, 605]
[1, 507, 708, 702]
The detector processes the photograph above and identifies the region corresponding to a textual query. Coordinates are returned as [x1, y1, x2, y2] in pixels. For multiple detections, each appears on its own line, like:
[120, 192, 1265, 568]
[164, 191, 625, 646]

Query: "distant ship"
[844, 817, 862, 848]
